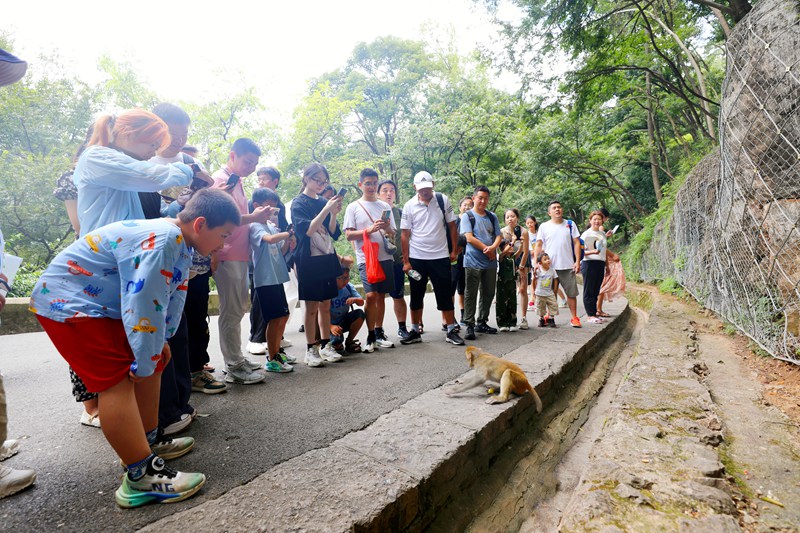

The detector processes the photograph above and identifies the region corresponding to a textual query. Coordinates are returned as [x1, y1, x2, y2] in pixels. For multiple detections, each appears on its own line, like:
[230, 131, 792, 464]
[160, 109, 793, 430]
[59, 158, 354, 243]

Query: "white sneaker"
[279, 350, 297, 364]
[363, 342, 376, 353]
[519, 317, 529, 330]
[79, 411, 101, 428]
[224, 363, 267, 384]
[375, 338, 395, 348]
[0, 464, 36, 499]
[508, 326, 518, 332]
[280, 338, 293, 348]
[498, 326, 510, 332]
[242, 358, 263, 371]
[319, 344, 343, 362]
[246, 341, 266, 355]
[0, 440, 19, 461]
[305, 346, 324, 367]
[559, 299, 568, 308]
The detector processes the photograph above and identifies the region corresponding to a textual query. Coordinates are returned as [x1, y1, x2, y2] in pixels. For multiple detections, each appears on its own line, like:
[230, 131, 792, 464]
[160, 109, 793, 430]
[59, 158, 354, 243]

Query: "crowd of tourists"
[0, 49, 626, 508]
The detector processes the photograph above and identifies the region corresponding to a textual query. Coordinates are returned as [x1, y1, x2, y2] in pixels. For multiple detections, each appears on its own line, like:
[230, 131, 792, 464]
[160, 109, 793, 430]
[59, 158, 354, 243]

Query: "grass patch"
[626, 289, 654, 312]
[718, 437, 754, 499]
[657, 277, 684, 297]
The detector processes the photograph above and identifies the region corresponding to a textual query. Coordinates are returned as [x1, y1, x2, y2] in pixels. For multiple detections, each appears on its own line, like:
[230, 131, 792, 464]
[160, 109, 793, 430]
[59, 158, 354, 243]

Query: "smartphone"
[611, 224, 619, 234]
[381, 210, 390, 221]
[337, 187, 347, 198]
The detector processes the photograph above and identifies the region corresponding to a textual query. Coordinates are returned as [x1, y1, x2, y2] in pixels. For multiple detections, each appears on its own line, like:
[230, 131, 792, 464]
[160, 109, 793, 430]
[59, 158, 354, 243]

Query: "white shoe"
[0, 464, 36, 499]
[279, 350, 297, 364]
[319, 344, 343, 362]
[375, 338, 395, 349]
[0, 440, 20, 461]
[304, 346, 324, 367]
[498, 326, 510, 332]
[559, 299, 568, 308]
[280, 338, 293, 348]
[246, 341, 266, 355]
[508, 326, 518, 332]
[242, 358, 263, 371]
[79, 411, 101, 428]
[362, 342, 376, 353]
[519, 318, 529, 330]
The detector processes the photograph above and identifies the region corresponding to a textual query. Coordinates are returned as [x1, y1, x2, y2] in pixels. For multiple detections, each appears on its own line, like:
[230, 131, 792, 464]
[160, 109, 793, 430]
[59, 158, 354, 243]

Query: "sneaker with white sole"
[375, 330, 395, 348]
[0, 464, 36, 499]
[508, 326, 518, 332]
[191, 371, 227, 394]
[278, 349, 297, 364]
[445, 329, 465, 345]
[115, 456, 205, 508]
[319, 344, 343, 362]
[305, 346, 324, 367]
[245, 341, 266, 355]
[266, 358, 293, 373]
[399, 329, 422, 344]
[224, 363, 266, 384]
[362, 341, 376, 353]
[0, 440, 19, 461]
[151, 431, 195, 460]
[280, 338, 293, 348]
[587, 316, 605, 324]
[519, 317, 529, 330]
[559, 299, 568, 308]
[498, 326, 510, 332]
[162, 413, 192, 436]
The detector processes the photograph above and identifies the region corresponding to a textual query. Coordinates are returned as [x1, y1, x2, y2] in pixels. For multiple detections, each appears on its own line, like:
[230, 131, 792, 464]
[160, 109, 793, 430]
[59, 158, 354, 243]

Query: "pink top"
[212, 167, 250, 262]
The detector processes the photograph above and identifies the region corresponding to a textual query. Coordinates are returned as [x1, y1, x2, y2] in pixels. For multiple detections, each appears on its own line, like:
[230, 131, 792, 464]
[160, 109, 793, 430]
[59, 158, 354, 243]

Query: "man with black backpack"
[400, 171, 464, 346]
[460, 186, 503, 340]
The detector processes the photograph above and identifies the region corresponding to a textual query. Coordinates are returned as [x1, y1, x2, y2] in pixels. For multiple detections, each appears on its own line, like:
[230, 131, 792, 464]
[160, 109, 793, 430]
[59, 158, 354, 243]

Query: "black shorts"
[332, 308, 365, 330]
[409, 257, 455, 312]
[255, 284, 290, 322]
[451, 264, 466, 296]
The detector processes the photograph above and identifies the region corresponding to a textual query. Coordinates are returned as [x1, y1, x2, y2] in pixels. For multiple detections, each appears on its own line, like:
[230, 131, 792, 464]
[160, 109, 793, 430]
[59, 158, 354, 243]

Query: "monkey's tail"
[527, 383, 543, 413]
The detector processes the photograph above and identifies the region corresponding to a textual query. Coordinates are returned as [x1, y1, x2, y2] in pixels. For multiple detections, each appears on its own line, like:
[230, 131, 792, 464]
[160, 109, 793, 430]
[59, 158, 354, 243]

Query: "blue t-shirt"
[29, 219, 191, 378]
[460, 210, 501, 270]
[249, 222, 290, 288]
[330, 283, 360, 325]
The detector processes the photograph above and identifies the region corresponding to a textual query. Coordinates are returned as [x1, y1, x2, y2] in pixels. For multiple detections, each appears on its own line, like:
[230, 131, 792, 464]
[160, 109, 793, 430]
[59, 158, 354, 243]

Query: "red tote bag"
[361, 230, 386, 284]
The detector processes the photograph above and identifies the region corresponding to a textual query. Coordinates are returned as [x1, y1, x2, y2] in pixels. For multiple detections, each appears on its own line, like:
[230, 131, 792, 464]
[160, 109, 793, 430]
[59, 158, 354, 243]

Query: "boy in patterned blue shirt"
[29, 190, 240, 508]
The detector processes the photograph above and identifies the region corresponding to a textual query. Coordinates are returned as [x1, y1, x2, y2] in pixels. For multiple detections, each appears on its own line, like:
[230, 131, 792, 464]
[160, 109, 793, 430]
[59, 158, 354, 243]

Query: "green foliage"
[657, 277, 684, 296]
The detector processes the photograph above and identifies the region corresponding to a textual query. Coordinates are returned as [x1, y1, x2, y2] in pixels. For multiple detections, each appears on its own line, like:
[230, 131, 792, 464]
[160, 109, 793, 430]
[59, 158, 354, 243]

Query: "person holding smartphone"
[343, 168, 397, 353]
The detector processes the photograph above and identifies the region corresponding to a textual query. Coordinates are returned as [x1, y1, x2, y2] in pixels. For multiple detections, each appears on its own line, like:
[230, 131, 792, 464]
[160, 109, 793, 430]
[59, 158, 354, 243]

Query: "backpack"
[566, 220, 585, 261]
[461, 210, 500, 239]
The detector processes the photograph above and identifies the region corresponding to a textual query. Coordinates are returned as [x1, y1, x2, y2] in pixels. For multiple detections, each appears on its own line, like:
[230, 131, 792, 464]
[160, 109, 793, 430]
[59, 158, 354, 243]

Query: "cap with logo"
[0, 49, 28, 87]
[413, 171, 434, 189]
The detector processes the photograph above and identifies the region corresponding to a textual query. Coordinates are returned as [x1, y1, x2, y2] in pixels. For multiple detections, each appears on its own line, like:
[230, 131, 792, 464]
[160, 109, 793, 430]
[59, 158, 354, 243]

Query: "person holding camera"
[343, 168, 397, 353]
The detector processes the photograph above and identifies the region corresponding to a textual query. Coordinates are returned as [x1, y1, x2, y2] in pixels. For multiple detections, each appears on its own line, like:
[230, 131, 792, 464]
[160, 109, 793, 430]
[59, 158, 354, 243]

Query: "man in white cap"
[0, 47, 37, 500]
[400, 171, 464, 346]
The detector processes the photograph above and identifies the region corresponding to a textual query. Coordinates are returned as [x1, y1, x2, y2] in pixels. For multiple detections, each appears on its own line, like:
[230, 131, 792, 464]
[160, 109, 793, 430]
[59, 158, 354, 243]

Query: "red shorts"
[37, 316, 166, 393]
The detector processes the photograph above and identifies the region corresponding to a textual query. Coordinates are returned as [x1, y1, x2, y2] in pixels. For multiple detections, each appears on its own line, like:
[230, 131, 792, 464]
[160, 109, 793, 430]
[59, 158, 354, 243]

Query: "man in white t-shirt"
[400, 171, 465, 346]
[534, 200, 583, 327]
[343, 168, 397, 352]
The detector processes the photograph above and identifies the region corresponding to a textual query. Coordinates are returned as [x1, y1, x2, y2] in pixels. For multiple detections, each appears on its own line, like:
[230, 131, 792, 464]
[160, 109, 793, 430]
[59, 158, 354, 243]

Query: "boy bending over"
[29, 189, 240, 508]
[329, 267, 366, 353]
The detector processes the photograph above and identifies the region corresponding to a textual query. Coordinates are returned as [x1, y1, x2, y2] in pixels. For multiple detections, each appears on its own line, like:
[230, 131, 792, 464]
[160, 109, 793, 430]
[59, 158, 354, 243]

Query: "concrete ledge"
[141, 298, 632, 532]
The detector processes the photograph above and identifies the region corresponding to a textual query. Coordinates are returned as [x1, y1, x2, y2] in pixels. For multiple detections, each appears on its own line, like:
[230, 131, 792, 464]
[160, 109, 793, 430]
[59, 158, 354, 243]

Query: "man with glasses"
[212, 138, 273, 383]
[343, 168, 396, 352]
[534, 200, 583, 327]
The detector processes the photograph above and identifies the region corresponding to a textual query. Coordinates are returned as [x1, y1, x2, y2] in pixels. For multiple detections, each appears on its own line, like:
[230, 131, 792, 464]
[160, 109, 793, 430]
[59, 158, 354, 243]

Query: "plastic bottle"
[407, 269, 422, 281]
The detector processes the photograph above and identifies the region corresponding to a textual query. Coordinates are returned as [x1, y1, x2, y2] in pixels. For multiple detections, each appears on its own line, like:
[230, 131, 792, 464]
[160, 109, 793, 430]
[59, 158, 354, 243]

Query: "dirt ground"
[697, 313, 800, 427]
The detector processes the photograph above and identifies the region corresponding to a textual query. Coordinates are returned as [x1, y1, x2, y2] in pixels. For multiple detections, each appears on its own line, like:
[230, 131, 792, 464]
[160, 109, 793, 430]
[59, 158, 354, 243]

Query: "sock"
[127, 453, 155, 481]
[398, 321, 407, 330]
[146, 427, 159, 445]
[367, 329, 375, 343]
[320, 338, 329, 347]
[307, 343, 315, 350]
[447, 323, 456, 333]
[411, 324, 420, 332]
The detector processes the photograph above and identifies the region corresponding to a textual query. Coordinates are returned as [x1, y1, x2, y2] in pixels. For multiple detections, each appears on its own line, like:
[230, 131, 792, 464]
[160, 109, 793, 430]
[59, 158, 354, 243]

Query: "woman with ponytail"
[73, 109, 210, 236]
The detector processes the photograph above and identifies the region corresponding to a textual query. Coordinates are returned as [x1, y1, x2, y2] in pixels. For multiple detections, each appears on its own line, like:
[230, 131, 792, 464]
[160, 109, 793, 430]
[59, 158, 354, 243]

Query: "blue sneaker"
[115, 456, 205, 508]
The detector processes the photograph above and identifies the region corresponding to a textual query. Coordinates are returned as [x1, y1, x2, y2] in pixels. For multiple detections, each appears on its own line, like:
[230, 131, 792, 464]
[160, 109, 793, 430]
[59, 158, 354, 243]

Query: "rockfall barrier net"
[635, 0, 800, 364]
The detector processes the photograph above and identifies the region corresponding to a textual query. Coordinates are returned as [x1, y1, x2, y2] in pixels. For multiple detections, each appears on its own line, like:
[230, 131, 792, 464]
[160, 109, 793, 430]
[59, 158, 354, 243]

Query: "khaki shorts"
[536, 294, 558, 317]
[555, 269, 579, 298]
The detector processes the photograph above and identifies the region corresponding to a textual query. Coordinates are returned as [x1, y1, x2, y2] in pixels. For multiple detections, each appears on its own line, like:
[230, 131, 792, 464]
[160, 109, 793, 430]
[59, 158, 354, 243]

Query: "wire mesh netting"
[634, 0, 800, 364]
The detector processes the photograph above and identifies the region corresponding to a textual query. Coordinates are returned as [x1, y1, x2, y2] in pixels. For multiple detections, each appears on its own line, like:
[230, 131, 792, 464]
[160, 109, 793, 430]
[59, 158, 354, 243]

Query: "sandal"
[203, 363, 216, 372]
[597, 311, 611, 318]
[345, 340, 362, 353]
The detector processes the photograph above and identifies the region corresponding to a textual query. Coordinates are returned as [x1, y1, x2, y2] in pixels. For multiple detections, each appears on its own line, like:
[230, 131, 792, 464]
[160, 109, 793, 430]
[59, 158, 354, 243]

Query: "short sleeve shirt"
[536, 220, 580, 270]
[212, 167, 250, 262]
[249, 222, 290, 287]
[400, 193, 457, 260]
[343, 199, 396, 264]
[460, 210, 501, 270]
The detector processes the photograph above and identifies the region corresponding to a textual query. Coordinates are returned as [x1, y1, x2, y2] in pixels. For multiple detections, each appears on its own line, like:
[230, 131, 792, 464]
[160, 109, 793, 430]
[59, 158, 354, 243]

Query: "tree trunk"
[646, 70, 663, 203]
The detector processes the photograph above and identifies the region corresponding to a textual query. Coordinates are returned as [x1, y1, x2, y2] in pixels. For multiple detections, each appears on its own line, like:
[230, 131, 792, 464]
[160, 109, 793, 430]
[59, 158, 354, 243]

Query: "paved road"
[0, 292, 585, 532]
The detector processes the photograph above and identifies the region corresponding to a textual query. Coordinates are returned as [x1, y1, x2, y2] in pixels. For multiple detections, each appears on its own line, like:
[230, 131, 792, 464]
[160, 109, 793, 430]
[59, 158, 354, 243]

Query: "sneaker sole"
[224, 374, 266, 384]
[305, 360, 325, 367]
[152, 439, 195, 461]
[445, 338, 465, 345]
[375, 342, 395, 348]
[115, 474, 206, 508]
[191, 385, 227, 395]
[399, 338, 422, 345]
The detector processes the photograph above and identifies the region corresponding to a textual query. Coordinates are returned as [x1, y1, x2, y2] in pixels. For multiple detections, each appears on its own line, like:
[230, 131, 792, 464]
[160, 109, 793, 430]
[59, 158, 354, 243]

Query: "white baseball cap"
[413, 171, 434, 189]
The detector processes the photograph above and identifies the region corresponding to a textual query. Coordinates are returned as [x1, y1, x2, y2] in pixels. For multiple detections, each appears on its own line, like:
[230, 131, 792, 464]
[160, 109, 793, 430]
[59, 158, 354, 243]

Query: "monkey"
[445, 346, 542, 412]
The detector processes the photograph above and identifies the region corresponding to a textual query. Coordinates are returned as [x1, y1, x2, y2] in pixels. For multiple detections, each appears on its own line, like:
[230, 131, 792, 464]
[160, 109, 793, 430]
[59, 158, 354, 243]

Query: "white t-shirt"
[400, 193, 457, 260]
[581, 228, 607, 261]
[343, 198, 396, 264]
[536, 219, 580, 270]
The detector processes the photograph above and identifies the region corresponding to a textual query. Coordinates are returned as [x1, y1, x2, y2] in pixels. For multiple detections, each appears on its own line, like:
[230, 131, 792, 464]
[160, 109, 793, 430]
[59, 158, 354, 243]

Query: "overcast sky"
[5, 0, 518, 125]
